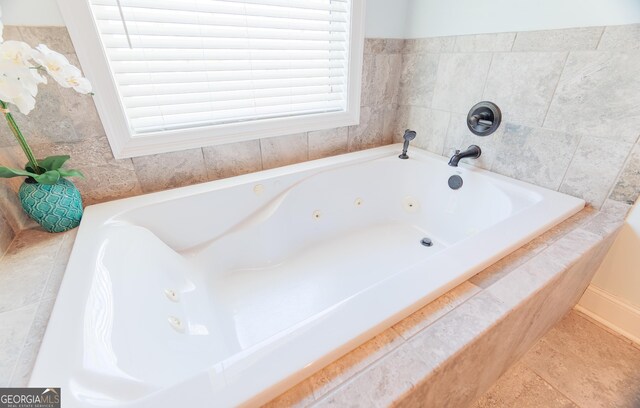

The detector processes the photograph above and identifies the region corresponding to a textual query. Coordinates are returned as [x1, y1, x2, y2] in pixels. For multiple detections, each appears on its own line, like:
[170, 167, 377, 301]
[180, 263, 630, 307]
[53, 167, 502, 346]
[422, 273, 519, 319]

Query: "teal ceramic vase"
[18, 178, 83, 233]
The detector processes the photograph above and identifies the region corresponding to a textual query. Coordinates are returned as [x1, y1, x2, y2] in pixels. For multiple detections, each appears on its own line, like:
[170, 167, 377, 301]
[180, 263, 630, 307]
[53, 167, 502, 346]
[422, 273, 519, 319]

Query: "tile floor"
[472, 311, 640, 408]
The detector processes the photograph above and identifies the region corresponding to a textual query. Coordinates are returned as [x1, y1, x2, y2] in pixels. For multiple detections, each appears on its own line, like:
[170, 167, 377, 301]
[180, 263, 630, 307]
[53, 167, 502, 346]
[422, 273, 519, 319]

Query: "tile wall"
[395, 24, 640, 209]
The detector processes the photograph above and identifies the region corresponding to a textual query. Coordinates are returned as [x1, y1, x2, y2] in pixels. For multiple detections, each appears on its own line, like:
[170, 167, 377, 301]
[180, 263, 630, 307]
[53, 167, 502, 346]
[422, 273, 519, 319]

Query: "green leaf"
[0, 166, 37, 179]
[33, 170, 61, 185]
[36, 155, 71, 171]
[57, 169, 84, 178]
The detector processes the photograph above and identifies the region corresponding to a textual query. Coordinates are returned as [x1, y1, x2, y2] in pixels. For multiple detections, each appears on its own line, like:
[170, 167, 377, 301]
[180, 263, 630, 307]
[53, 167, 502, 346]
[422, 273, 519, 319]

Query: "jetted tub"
[30, 144, 584, 407]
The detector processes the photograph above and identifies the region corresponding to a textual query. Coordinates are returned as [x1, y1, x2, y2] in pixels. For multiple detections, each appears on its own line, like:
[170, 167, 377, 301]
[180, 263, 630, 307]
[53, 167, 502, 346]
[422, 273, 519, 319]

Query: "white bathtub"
[30, 144, 584, 407]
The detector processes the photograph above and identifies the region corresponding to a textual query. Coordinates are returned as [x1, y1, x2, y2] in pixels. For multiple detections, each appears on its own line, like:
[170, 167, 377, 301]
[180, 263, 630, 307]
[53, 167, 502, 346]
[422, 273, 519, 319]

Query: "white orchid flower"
[0, 74, 36, 114]
[0, 35, 92, 114]
[32, 44, 92, 94]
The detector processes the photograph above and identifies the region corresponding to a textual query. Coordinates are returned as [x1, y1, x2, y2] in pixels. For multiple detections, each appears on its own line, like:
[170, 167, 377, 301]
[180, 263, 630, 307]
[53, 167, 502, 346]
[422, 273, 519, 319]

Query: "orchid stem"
[0, 100, 41, 174]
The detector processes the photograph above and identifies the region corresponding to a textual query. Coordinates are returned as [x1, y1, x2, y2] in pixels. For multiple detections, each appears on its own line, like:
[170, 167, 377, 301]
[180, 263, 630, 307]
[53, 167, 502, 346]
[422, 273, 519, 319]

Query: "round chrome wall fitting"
[467, 101, 501, 136]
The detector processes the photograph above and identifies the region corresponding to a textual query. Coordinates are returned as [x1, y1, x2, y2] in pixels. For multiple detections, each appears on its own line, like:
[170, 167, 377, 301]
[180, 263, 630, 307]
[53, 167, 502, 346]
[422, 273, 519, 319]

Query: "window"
[59, 0, 364, 158]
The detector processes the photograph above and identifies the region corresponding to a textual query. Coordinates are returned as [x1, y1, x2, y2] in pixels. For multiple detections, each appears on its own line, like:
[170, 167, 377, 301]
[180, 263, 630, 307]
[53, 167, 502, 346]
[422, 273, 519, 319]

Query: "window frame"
[57, 0, 365, 159]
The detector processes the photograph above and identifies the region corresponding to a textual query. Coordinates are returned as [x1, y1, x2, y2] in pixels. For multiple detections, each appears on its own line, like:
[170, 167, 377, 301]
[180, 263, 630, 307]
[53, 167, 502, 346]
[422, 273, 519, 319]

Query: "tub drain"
[420, 237, 433, 247]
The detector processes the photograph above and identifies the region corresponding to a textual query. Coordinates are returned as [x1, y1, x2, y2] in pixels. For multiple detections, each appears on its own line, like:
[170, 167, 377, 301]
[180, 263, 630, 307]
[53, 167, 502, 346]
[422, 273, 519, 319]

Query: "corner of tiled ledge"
[265, 201, 629, 408]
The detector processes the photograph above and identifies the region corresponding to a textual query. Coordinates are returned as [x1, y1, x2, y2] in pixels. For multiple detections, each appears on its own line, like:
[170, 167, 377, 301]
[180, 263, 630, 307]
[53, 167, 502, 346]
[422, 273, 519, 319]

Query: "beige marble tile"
[539, 228, 601, 269]
[400, 106, 450, 155]
[0, 212, 15, 259]
[0, 184, 36, 231]
[471, 362, 578, 408]
[512, 27, 604, 51]
[0, 82, 80, 147]
[308, 128, 348, 160]
[610, 142, 640, 204]
[309, 328, 404, 399]
[361, 54, 402, 107]
[398, 53, 439, 107]
[597, 24, 640, 50]
[0, 304, 37, 386]
[530, 206, 599, 245]
[523, 312, 640, 408]
[313, 343, 429, 408]
[203, 140, 262, 180]
[133, 148, 208, 193]
[0, 230, 65, 313]
[443, 112, 504, 169]
[399, 294, 515, 408]
[363, 38, 387, 55]
[483, 52, 566, 127]
[469, 240, 548, 289]
[407, 292, 508, 371]
[58, 55, 105, 141]
[485, 253, 569, 309]
[26, 134, 121, 170]
[9, 298, 55, 387]
[2, 25, 22, 41]
[581, 207, 628, 238]
[42, 229, 77, 300]
[392, 281, 480, 339]
[600, 198, 632, 218]
[491, 124, 580, 190]
[261, 133, 309, 169]
[348, 107, 384, 152]
[544, 51, 640, 144]
[559, 136, 632, 208]
[453, 33, 516, 52]
[18, 26, 75, 54]
[432, 53, 493, 114]
[403, 37, 456, 54]
[262, 379, 315, 408]
[383, 39, 405, 54]
[74, 164, 142, 206]
[382, 105, 398, 145]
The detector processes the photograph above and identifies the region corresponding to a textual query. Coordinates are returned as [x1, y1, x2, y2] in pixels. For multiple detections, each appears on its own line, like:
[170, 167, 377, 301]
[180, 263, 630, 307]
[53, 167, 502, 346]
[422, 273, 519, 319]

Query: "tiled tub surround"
[394, 24, 640, 210]
[0, 26, 403, 231]
[263, 201, 628, 407]
[0, 199, 627, 404]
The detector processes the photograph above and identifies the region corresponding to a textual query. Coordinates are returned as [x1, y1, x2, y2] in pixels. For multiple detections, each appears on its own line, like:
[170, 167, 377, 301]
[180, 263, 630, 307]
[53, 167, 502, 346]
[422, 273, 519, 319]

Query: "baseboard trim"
[576, 284, 640, 345]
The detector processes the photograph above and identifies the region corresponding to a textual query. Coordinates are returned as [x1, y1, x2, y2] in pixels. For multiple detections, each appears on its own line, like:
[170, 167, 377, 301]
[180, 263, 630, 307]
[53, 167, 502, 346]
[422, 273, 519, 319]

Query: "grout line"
[540, 51, 570, 128]
[555, 133, 584, 192]
[6, 302, 39, 386]
[526, 365, 583, 407]
[310, 328, 407, 402]
[480, 52, 495, 100]
[594, 26, 607, 50]
[603, 141, 635, 202]
[510, 32, 518, 51]
[34, 232, 68, 304]
[258, 138, 265, 170]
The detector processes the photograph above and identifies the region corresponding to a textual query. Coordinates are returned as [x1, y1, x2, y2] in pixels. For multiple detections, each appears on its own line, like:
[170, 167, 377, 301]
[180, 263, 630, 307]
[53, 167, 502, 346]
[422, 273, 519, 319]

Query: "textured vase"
[18, 178, 83, 233]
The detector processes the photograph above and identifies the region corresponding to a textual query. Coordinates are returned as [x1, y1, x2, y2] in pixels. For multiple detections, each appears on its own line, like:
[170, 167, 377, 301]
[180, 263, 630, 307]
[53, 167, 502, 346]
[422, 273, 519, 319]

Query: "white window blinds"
[88, 0, 352, 134]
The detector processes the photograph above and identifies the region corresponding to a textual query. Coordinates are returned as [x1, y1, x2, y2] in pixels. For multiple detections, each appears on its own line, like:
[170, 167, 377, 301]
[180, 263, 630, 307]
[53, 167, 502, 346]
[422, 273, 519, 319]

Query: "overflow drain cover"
[420, 237, 433, 247]
[448, 175, 463, 190]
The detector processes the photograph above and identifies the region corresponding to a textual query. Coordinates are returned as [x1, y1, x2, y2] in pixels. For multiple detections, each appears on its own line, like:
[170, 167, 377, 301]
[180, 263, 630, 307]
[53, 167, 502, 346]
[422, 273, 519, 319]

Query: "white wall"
[2, 0, 639, 38]
[364, 0, 410, 38]
[577, 199, 640, 344]
[405, 0, 640, 38]
[0, 0, 411, 38]
[0, 0, 64, 26]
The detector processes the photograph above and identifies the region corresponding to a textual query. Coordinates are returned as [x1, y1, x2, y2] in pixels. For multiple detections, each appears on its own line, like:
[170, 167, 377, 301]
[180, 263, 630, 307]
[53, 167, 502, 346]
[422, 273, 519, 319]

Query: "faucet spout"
[448, 145, 481, 167]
